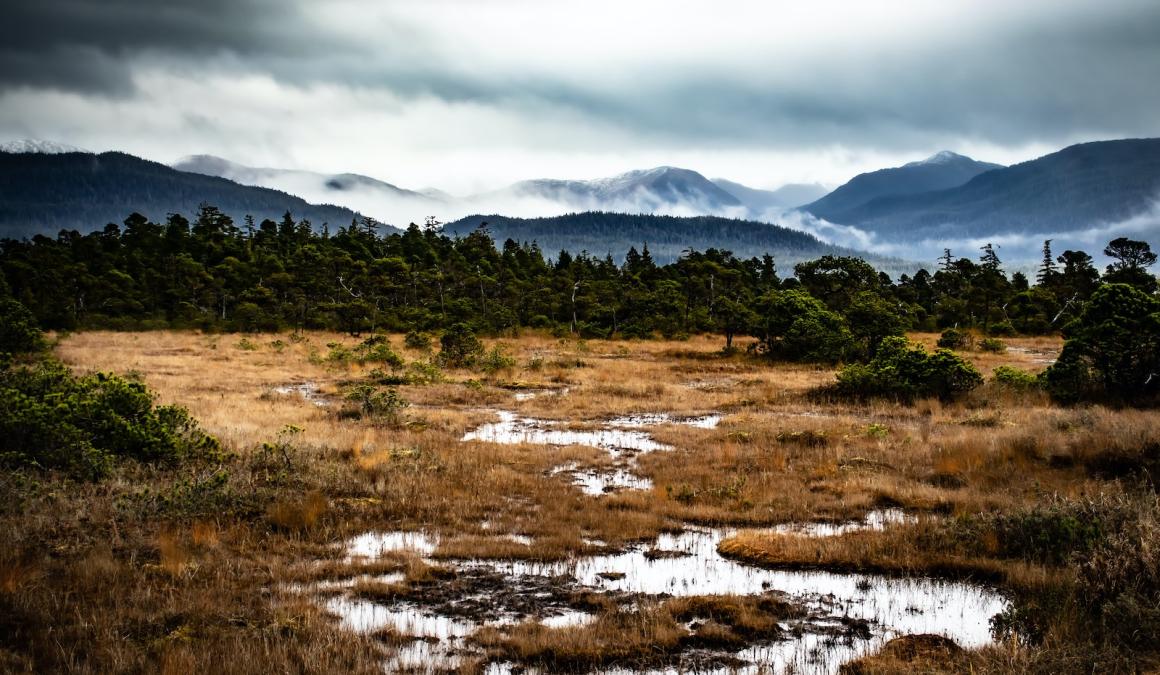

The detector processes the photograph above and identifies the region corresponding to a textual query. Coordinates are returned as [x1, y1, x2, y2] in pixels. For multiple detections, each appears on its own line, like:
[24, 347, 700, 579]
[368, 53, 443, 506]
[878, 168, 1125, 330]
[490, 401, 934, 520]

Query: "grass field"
[3, 329, 1156, 673]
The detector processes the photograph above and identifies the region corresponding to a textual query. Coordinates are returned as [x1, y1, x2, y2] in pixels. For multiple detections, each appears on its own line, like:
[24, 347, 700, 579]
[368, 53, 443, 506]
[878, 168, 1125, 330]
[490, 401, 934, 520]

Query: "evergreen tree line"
[1, 206, 1157, 348]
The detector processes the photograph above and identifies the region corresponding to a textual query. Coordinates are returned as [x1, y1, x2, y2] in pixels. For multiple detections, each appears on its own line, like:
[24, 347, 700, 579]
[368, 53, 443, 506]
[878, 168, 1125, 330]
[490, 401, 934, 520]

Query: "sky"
[1, 0, 1159, 194]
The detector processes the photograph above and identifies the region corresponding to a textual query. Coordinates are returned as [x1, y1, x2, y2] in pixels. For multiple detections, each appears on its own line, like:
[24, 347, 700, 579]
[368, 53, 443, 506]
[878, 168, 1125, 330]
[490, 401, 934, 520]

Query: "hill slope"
[0, 151, 372, 237]
[443, 211, 908, 271]
[803, 151, 1003, 222]
[826, 139, 1160, 240]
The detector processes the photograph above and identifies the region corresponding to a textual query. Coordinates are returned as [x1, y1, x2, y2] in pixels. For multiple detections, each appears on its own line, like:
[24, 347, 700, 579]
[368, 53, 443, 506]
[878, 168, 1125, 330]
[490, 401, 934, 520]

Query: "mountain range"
[803, 140, 1160, 245]
[801, 151, 1004, 223]
[3, 137, 1159, 264]
[0, 150, 369, 237]
[176, 158, 799, 223]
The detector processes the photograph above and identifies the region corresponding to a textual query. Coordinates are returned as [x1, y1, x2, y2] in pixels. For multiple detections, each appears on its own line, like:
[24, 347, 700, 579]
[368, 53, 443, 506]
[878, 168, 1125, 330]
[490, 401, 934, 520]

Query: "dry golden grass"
[718, 522, 1059, 591]
[50, 329, 1150, 544]
[476, 594, 796, 670]
[6, 328, 1150, 672]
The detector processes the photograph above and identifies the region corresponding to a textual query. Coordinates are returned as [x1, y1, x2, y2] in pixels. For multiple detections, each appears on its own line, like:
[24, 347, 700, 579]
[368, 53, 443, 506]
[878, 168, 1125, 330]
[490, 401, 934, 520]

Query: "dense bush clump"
[835, 336, 982, 401]
[341, 383, 409, 425]
[0, 359, 221, 479]
[0, 298, 45, 357]
[978, 337, 1006, 353]
[404, 330, 433, 351]
[352, 335, 404, 368]
[992, 365, 1039, 390]
[438, 323, 485, 368]
[936, 328, 969, 350]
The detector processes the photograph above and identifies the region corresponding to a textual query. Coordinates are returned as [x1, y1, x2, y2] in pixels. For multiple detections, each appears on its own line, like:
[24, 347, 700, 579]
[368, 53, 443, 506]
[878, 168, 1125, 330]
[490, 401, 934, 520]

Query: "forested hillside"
[0, 151, 371, 237]
[442, 212, 892, 268]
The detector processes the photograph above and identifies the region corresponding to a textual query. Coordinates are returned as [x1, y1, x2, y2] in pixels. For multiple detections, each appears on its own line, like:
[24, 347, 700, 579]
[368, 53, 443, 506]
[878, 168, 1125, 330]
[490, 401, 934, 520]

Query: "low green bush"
[342, 383, 409, 425]
[0, 298, 45, 357]
[978, 337, 1007, 353]
[438, 323, 485, 368]
[936, 328, 969, 350]
[404, 330, 433, 351]
[0, 358, 221, 480]
[992, 365, 1039, 390]
[353, 335, 404, 368]
[835, 336, 982, 401]
[479, 345, 517, 374]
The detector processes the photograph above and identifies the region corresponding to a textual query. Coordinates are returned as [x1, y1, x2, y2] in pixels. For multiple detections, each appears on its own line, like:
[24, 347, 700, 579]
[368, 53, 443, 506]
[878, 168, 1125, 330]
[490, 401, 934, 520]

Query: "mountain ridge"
[816, 138, 1160, 240]
[0, 150, 375, 238]
[802, 150, 1004, 222]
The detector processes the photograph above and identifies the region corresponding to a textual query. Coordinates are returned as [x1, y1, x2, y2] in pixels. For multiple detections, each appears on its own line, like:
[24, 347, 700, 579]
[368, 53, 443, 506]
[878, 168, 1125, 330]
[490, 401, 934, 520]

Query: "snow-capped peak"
[905, 150, 965, 167]
[0, 139, 89, 154]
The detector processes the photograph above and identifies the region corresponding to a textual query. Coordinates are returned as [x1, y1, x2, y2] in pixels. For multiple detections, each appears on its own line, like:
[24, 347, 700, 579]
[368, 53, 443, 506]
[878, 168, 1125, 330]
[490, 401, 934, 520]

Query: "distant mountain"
[486, 166, 744, 214]
[802, 151, 1003, 223]
[712, 179, 829, 213]
[817, 139, 1160, 241]
[0, 150, 373, 238]
[443, 211, 911, 272]
[173, 154, 443, 222]
[0, 139, 89, 154]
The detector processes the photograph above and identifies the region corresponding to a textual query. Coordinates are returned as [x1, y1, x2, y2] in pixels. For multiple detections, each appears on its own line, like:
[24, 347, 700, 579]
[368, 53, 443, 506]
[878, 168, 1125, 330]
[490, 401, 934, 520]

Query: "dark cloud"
[0, 0, 347, 93]
[1, 0, 1158, 177]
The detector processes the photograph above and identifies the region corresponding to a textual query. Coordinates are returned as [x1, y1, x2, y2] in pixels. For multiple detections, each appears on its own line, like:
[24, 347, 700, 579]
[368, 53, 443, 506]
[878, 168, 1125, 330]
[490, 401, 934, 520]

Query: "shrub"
[235, 337, 259, 351]
[0, 358, 221, 479]
[978, 337, 1006, 353]
[438, 323, 484, 368]
[835, 336, 982, 401]
[342, 383, 409, 425]
[324, 342, 352, 363]
[404, 330, 433, 352]
[987, 321, 1017, 337]
[406, 360, 444, 385]
[936, 328, 969, 350]
[479, 345, 517, 374]
[992, 365, 1039, 390]
[0, 298, 45, 357]
[353, 335, 404, 368]
[988, 499, 1111, 565]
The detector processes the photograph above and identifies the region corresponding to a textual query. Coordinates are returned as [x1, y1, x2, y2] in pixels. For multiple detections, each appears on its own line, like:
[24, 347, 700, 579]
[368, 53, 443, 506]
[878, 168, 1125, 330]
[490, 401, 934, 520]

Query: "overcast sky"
[2, 0, 1158, 193]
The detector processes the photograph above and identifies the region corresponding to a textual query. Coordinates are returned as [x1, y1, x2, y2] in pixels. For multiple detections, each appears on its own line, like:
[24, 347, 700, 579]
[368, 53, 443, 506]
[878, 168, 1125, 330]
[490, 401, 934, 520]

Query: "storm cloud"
[1, 0, 1158, 192]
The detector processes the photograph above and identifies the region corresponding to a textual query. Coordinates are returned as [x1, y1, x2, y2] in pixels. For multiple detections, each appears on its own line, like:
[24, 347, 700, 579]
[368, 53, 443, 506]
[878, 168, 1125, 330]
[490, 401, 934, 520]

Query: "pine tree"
[1036, 239, 1058, 287]
[938, 248, 953, 273]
